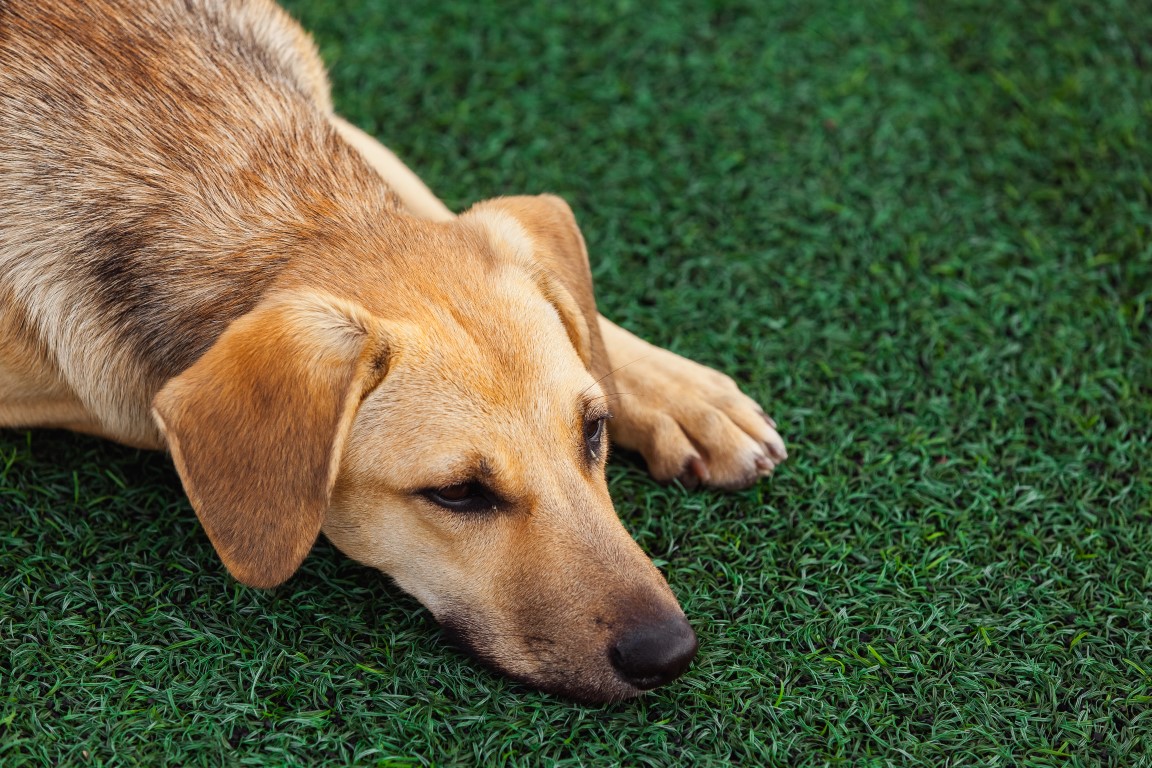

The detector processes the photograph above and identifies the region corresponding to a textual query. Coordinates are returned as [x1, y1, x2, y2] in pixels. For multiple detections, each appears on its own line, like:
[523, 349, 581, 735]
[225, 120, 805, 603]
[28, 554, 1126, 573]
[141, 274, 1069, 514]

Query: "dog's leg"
[598, 317, 786, 490]
[333, 119, 786, 489]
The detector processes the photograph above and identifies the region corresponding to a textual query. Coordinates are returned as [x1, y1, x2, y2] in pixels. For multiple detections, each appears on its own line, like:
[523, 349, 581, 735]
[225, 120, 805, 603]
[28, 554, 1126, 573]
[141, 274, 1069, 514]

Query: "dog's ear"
[465, 195, 615, 388]
[151, 292, 390, 589]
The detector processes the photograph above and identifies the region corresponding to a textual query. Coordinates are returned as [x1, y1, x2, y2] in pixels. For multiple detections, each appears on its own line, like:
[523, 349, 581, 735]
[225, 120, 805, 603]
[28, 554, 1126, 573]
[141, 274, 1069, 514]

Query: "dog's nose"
[609, 615, 698, 689]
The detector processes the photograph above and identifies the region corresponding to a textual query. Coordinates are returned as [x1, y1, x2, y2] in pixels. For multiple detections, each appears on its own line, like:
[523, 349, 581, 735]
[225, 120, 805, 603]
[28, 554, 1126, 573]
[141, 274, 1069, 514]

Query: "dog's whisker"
[580, 356, 651, 398]
[588, 392, 634, 402]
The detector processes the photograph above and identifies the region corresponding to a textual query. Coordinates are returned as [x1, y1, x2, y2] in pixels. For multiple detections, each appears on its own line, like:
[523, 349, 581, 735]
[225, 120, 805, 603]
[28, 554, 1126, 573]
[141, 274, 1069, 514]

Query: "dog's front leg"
[598, 317, 786, 490]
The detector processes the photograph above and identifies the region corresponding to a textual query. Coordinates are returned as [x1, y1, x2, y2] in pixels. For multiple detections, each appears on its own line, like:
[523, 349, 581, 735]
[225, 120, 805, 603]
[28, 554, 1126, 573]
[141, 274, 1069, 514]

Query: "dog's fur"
[0, 0, 786, 702]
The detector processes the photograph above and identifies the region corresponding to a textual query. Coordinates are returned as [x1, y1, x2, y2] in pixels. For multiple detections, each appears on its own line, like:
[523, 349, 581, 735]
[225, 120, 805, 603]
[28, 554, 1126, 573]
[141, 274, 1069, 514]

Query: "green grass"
[3, 0, 1151, 764]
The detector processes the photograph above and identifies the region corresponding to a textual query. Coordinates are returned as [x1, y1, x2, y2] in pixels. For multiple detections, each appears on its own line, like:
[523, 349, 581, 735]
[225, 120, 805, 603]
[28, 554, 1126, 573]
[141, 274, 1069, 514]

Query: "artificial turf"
[2, 0, 1150, 765]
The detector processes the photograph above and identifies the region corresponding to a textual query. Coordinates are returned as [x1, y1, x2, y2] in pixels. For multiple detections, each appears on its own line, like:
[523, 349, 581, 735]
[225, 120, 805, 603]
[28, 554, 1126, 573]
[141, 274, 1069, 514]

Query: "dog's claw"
[763, 429, 787, 462]
[677, 455, 709, 489]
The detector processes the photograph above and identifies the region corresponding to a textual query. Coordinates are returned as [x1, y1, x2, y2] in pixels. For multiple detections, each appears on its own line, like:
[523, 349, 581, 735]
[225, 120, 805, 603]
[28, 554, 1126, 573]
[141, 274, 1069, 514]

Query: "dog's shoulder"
[194, 0, 335, 113]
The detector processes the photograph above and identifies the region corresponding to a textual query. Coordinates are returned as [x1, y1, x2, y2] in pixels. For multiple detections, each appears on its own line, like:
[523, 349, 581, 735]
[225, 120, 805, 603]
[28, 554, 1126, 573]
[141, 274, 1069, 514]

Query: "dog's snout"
[609, 615, 698, 690]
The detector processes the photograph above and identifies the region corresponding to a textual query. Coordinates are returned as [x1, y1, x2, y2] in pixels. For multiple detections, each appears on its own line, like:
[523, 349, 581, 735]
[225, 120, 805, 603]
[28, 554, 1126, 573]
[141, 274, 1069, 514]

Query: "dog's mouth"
[437, 607, 698, 704]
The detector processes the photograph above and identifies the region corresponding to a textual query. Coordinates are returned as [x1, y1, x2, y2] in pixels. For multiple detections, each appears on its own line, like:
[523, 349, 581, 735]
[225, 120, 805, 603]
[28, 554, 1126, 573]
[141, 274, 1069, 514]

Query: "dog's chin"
[437, 612, 643, 704]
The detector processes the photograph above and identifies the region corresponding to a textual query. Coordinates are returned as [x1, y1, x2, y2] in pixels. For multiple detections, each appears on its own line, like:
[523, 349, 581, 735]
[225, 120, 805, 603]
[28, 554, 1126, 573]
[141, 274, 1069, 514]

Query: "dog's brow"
[427, 456, 494, 488]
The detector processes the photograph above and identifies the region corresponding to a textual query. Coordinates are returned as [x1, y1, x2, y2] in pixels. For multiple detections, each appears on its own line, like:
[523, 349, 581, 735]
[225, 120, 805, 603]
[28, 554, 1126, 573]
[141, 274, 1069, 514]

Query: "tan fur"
[0, 0, 785, 701]
[331, 117, 455, 223]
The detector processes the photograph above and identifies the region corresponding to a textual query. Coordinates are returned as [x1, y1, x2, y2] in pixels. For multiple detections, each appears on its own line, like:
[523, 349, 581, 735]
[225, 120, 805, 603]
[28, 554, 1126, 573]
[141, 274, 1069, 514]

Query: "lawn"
[2, 0, 1150, 765]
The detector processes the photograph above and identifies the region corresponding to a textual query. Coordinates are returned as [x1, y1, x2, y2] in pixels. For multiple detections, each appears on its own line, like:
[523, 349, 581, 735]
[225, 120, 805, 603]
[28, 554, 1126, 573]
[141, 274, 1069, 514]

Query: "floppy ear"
[151, 292, 390, 589]
[464, 195, 615, 389]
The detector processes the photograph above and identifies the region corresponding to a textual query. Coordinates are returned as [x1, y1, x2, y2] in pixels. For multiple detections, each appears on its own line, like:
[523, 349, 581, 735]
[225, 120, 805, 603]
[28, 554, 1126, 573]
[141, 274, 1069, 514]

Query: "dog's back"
[0, 0, 396, 445]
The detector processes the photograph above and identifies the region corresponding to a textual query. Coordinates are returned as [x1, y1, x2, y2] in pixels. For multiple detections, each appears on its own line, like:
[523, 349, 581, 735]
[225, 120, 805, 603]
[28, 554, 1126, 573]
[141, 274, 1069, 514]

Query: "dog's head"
[152, 195, 696, 702]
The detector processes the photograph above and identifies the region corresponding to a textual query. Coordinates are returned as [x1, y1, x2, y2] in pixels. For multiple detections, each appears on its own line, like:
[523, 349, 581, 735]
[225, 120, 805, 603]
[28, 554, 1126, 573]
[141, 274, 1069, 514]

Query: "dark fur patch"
[79, 221, 266, 379]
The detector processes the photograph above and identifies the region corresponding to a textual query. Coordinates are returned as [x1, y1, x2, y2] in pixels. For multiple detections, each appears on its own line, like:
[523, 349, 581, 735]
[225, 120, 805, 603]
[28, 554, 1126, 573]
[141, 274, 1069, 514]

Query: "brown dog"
[0, 0, 786, 702]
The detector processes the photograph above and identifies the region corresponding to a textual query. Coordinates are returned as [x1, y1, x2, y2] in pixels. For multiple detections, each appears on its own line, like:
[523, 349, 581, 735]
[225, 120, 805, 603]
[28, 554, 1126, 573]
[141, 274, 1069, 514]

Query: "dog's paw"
[607, 340, 786, 491]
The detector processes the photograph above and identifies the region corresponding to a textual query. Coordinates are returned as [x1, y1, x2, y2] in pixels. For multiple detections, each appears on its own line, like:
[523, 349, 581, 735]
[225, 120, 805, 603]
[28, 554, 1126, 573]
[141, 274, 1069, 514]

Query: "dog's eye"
[584, 416, 607, 459]
[422, 482, 494, 512]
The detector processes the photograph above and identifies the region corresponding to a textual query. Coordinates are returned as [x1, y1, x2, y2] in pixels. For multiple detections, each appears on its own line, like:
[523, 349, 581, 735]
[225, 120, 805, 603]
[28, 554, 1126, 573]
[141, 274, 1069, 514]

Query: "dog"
[0, 0, 786, 702]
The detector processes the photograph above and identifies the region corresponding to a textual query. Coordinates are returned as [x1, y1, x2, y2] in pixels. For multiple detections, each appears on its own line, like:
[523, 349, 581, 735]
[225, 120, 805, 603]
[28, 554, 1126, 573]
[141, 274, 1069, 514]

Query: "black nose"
[609, 615, 698, 689]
